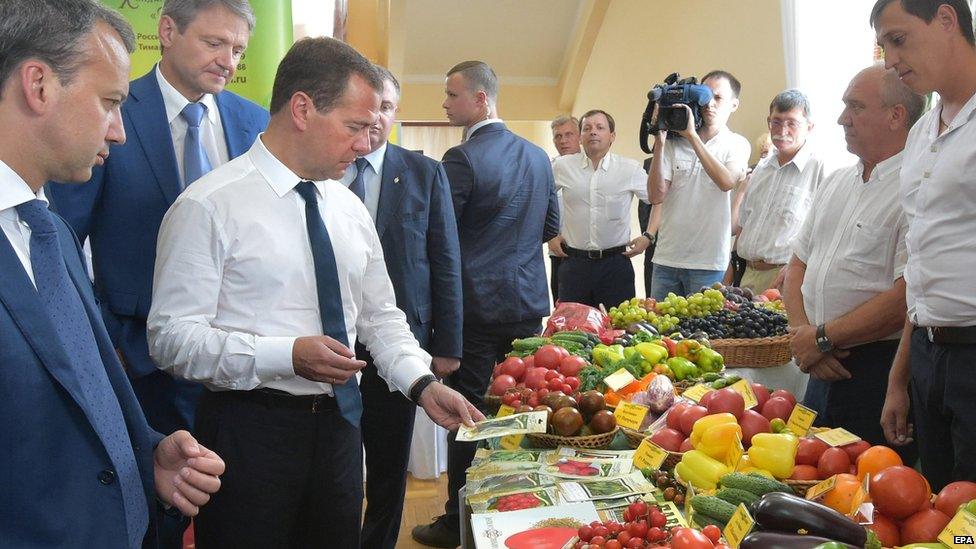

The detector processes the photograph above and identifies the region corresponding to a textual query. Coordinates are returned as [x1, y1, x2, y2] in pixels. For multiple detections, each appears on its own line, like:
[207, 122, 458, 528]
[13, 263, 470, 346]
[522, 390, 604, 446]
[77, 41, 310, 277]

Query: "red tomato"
[671, 527, 714, 549]
[679, 437, 694, 453]
[606, 521, 622, 536]
[701, 524, 722, 544]
[565, 376, 581, 392]
[706, 388, 745, 419]
[679, 405, 709, 436]
[593, 525, 610, 539]
[590, 535, 607, 546]
[490, 375, 517, 396]
[523, 355, 535, 369]
[649, 511, 667, 528]
[545, 369, 564, 381]
[604, 540, 622, 549]
[559, 355, 587, 377]
[796, 437, 830, 466]
[698, 389, 717, 409]
[871, 465, 931, 520]
[546, 378, 564, 392]
[935, 481, 976, 517]
[628, 519, 648, 538]
[492, 362, 504, 377]
[868, 511, 900, 548]
[818, 447, 851, 479]
[738, 409, 770, 447]
[524, 367, 549, 390]
[625, 538, 643, 549]
[616, 531, 632, 546]
[646, 526, 664, 542]
[900, 508, 951, 545]
[760, 396, 793, 421]
[840, 440, 871, 463]
[498, 357, 526, 381]
[534, 345, 563, 369]
[667, 402, 691, 431]
[751, 383, 770, 410]
[789, 464, 821, 480]
[769, 389, 796, 407]
[650, 428, 685, 452]
[627, 501, 649, 519]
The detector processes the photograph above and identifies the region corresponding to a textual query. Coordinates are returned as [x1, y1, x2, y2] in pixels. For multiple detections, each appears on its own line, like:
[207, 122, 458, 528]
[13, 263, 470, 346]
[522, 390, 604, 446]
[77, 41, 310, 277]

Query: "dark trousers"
[193, 390, 363, 548]
[803, 340, 918, 465]
[360, 356, 417, 549]
[557, 254, 635, 309]
[910, 328, 976, 492]
[443, 319, 541, 526]
[549, 255, 562, 306]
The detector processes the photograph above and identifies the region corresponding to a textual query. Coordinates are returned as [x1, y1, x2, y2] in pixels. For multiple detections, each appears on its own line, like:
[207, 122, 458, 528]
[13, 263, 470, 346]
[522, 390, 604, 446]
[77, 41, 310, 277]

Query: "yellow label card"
[604, 368, 637, 392]
[496, 405, 523, 449]
[729, 379, 759, 410]
[496, 405, 515, 417]
[814, 427, 861, 447]
[786, 403, 818, 436]
[806, 475, 837, 501]
[681, 383, 712, 403]
[939, 509, 976, 547]
[614, 401, 650, 430]
[633, 438, 668, 471]
[723, 503, 755, 549]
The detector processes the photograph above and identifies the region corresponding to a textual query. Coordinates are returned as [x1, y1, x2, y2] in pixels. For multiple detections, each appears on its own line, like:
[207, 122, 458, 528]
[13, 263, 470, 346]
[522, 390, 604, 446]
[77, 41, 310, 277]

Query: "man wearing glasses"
[734, 90, 825, 292]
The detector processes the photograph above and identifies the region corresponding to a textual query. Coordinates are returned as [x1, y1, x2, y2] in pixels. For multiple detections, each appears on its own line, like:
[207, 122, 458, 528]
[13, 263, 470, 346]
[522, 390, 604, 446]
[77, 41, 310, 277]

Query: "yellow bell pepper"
[635, 342, 668, 365]
[734, 455, 775, 478]
[690, 412, 737, 447]
[696, 422, 743, 461]
[747, 432, 798, 479]
[675, 339, 702, 361]
[675, 449, 730, 491]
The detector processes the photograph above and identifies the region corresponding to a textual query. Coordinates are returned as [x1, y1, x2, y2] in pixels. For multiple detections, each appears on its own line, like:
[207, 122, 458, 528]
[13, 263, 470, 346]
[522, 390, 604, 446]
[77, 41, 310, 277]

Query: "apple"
[707, 388, 745, 419]
[761, 396, 794, 422]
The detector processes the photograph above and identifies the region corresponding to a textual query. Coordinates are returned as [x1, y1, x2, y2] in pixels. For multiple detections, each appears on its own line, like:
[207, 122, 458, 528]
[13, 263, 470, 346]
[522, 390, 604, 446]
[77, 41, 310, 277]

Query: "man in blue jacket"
[47, 0, 269, 437]
[0, 1, 225, 547]
[338, 65, 463, 548]
[413, 60, 560, 548]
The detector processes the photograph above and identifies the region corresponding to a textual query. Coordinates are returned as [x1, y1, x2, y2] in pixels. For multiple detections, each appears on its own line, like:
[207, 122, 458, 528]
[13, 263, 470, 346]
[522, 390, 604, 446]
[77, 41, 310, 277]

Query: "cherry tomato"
[589, 535, 607, 547]
[625, 538, 644, 549]
[606, 521, 623, 536]
[650, 511, 666, 528]
[628, 500, 649, 518]
[701, 524, 722, 544]
[604, 540, 623, 549]
[646, 526, 664, 542]
[628, 520, 648, 539]
[593, 525, 610, 539]
[671, 527, 714, 549]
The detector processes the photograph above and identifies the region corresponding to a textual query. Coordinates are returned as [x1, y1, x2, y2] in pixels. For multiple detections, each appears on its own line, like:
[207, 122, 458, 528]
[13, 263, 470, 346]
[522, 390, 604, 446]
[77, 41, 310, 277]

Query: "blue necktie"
[293, 182, 364, 427]
[181, 102, 213, 187]
[347, 157, 369, 202]
[16, 200, 148, 549]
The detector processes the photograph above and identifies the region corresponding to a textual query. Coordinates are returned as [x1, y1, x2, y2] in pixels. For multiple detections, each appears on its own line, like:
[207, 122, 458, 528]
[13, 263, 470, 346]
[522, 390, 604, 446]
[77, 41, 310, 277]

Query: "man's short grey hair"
[373, 64, 401, 97]
[769, 89, 812, 119]
[163, 0, 256, 32]
[0, 0, 135, 99]
[446, 60, 498, 103]
[877, 65, 926, 128]
[551, 116, 579, 130]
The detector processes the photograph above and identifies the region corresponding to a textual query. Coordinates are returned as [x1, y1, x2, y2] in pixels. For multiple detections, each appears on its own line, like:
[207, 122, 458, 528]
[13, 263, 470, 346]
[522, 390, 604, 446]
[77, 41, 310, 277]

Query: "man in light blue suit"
[339, 66, 463, 549]
[47, 0, 269, 437]
[0, 1, 225, 547]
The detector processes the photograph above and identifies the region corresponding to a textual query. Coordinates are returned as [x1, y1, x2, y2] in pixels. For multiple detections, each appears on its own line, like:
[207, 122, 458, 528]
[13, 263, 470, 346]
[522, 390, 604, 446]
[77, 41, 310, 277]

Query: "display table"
[726, 359, 809, 402]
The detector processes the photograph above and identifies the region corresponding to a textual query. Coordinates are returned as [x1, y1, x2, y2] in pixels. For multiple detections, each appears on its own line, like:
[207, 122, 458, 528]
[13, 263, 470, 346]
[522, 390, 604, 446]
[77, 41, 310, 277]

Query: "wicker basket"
[485, 394, 502, 415]
[526, 426, 619, 449]
[786, 479, 820, 497]
[622, 427, 648, 449]
[709, 335, 792, 368]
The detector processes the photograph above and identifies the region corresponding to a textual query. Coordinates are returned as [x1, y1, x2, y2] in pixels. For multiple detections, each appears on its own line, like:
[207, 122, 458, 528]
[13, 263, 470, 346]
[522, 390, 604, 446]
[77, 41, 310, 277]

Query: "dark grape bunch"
[677, 303, 788, 339]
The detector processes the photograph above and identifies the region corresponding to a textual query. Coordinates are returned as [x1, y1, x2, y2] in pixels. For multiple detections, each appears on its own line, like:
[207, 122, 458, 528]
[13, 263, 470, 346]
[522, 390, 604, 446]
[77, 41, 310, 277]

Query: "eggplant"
[740, 531, 860, 549]
[752, 492, 867, 547]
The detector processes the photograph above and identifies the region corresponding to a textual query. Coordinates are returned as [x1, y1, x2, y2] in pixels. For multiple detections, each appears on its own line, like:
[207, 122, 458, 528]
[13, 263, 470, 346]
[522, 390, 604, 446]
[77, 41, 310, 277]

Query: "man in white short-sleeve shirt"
[550, 109, 651, 307]
[873, 0, 976, 491]
[735, 89, 825, 293]
[647, 70, 751, 300]
[783, 65, 924, 464]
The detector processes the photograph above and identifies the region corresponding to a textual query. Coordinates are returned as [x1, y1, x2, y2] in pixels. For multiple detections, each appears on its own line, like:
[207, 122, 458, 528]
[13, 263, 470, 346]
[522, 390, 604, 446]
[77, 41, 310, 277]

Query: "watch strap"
[409, 374, 438, 405]
[815, 324, 834, 352]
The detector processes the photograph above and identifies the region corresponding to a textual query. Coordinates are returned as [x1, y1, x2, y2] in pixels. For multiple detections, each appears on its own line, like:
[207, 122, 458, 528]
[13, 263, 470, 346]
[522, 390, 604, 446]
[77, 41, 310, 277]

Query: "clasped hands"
[787, 324, 851, 381]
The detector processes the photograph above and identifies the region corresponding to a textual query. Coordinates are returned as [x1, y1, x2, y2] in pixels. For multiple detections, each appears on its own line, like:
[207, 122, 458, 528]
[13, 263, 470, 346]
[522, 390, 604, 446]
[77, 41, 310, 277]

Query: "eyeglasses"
[768, 119, 806, 130]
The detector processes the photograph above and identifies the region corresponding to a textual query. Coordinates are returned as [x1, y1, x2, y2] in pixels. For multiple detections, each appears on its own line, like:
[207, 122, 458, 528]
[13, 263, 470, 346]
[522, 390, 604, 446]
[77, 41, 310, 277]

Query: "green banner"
[103, 0, 292, 108]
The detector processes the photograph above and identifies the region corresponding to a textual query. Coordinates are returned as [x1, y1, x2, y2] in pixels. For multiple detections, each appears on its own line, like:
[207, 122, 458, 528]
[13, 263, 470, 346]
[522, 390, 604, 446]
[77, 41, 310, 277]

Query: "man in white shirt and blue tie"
[147, 37, 481, 548]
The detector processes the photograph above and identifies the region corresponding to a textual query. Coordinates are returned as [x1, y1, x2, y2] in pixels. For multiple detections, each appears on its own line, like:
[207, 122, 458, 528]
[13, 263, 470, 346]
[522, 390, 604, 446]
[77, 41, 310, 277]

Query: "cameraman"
[647, 70, 751, 299]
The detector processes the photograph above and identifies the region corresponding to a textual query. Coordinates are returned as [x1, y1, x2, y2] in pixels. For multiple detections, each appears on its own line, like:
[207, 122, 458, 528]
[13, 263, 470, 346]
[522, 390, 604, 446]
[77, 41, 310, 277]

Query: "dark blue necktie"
[293, 182, 363, 427]
[16, 200, 148, 548]
[347, 157, 369, 202]
[181, 102, 213, 187]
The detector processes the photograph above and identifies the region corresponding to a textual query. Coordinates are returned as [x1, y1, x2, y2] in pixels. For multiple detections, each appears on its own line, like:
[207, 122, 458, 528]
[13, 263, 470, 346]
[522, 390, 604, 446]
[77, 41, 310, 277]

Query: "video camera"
[639, 73, 713, 154]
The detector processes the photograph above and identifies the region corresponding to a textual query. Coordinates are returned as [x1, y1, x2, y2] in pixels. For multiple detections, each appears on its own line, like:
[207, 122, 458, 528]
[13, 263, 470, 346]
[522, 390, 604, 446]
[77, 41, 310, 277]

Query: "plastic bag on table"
[544, 301, 616, 344]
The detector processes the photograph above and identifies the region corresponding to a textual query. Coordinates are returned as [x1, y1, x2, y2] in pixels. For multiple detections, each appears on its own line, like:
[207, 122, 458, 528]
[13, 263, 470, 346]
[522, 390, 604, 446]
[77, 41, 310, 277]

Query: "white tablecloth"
[726, 359, 810, 401]
[407, 411, 449, 479]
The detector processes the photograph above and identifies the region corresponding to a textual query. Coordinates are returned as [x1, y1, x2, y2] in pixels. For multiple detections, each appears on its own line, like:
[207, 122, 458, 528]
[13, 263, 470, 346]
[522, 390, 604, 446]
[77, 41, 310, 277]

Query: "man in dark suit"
[47, 0, 269, 438]
[341, 66, 462, 548]
[0, 2, 225, 547]
[413, 60, 560, 548]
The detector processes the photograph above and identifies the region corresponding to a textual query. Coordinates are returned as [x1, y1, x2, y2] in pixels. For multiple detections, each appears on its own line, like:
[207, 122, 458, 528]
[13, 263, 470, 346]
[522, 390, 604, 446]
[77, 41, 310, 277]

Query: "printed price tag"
[939, 509, 976, 547]
[814, 427, 861, 447]
[681, 383, 712, 403]
[495, 405, 523, 449]
[614, 401, 650, 430]
[632, 438, 668, 471]
[604, 368, 637, 392]
[786, 403, 818, 436]
[496, 405, 515, 417]
[723, 503, 755, 549]
[806, 476, 837, 501]
[729, 379, 759, 409]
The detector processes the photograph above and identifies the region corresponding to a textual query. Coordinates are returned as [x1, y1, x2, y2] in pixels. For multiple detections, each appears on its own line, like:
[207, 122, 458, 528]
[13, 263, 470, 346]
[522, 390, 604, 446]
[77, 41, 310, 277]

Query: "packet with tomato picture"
[456, 410, 548, 442]
[466, 472, 552, 499]
[557, 471, 656, 502]
[468, 486, 562, 513]
[544, 301, 615, 343]
[541, 457, 633, 479]
[470, 502, 601, 549]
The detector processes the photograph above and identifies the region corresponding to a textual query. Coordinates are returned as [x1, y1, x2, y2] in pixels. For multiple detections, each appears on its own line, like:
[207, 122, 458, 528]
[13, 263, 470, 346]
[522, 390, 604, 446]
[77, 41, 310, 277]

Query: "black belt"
[219, 388, 339, 413]
[916, 325, 976, 345]
[564, 245, 626, 260]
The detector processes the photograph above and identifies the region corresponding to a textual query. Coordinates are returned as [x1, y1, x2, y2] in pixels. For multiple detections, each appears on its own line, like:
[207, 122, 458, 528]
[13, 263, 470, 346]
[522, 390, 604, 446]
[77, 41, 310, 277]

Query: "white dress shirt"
[464, 118, 503, 141]
[155, 65, 229, 188]
[901, 92, 976, 327]
[0, 160, 50, 287]
[339, 142, 385, 220]
[792, 153, 907, 338]
[552, 152, 648, 250]
[737, 143, 825, 264]
[654, 129, 752, 271]
[147, 135, 431, 396]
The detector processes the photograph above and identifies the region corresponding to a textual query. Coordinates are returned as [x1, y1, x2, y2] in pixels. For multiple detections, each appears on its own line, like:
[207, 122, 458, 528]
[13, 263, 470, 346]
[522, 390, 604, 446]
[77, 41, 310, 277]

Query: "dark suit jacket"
[368, 144, 463, 357]
[47, 69, 269, 378]
[443, 122, 559, 325]
[0, 213, 162, 547]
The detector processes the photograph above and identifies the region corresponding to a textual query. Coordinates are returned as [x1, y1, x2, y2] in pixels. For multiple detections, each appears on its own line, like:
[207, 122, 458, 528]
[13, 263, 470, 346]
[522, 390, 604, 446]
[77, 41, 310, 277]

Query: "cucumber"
[690, 495, 737, 523]
[551, 333, 592, 346]
[511, 337, 548, 352]
[724, 375, 742, 384]
[692, 511, 727, 530]
[716, 487, 760, 506]
[720, 472, 792, 496]
[711, 378, 729, 389]
[702, 372, 721, 382]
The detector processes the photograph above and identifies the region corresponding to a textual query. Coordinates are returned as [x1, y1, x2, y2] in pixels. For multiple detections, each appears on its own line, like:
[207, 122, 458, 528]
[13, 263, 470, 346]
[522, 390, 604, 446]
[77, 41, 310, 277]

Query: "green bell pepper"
[695, 347, 724, 373]
[667, 356, 699, 381]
